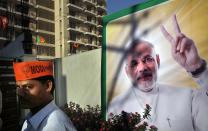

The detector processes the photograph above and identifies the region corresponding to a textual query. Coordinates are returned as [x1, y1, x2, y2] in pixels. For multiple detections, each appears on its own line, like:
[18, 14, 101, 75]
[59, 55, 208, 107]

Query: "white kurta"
[108, 68, 208, 131]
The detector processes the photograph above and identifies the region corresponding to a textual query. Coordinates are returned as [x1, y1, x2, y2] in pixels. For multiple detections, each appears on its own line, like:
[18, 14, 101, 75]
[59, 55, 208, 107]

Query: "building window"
[69, 32, 76, 41]
[69, 22, 76, 28]
[69, 11, 76, 16]
[70, 0, 76, 4]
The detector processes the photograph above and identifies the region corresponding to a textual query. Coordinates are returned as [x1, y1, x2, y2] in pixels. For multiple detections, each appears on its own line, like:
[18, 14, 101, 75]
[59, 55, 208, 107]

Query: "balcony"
[4, 7, 36, 20]
[67, 39, 100, 48]
[36, 5, 54, 12]
[83, 0, 95, 6]
[84, 21, 97, 26]
[29, 23, 36, 31]
[96, 5, 106, 11]
[12, 22, 37, 32]
[36, 29, 55, 35]
[67, 15, 84, 23]
[85, 43, 100, 48]
[36, 55, 55, 59]
[36, 17, 54, 24]
[97, 35, 102, 38]
[84, 31, 97, 37]
[67, 3, 83, 11]
[97, 15, 102, 19]
[13, 25, 30, 31]
[0, 36, 8, 41]
[67, 27, 84, 34]
[0, 1, 7, 9]
[97, 25, 102, 28]
[16, 0, 36, 7]
[34, 42, 55, 47]
[36, 0, 54, 10]
[35, 44, 55, 58]
[83, 39, 100, 47]
[97, 0, 105, 5]
[28, 11, 36, 18]
[84, 10, 96, 16]
[67, 40, 85, 45]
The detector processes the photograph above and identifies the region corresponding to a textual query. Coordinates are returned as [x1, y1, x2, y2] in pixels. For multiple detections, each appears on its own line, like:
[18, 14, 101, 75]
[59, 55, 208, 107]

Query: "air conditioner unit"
[29, 23, 36, 31]
[29, 11, 36, 18]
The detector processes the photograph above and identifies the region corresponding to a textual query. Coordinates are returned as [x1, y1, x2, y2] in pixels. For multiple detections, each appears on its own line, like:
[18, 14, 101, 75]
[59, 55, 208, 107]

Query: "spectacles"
[128, 55, 155, 69]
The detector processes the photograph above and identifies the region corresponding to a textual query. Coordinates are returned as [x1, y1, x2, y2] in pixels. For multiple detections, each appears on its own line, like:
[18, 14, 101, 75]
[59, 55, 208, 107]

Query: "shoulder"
[108, 88, 134, 114]
[109, 88, 133, 106]
[156, 84, 197, 104]
[47, 106, 72, 124]
[43, 105, 76, 130]
[158, 83, 193, 95]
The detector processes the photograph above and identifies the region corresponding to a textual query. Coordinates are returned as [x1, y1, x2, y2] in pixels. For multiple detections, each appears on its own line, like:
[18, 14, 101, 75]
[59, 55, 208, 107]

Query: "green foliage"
[62, 102, 158, 131]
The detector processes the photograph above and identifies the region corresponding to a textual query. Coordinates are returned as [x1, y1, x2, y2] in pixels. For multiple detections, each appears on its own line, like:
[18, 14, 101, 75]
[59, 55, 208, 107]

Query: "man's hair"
[125, 39, 156, 66]
[127, 39, 154, 54]
[33, 75, 55, 95]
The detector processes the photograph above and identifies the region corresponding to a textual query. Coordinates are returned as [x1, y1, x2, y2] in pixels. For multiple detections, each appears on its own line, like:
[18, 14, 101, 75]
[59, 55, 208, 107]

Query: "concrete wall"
[55, 49, 101, 107]
[0, 34, 24, 58]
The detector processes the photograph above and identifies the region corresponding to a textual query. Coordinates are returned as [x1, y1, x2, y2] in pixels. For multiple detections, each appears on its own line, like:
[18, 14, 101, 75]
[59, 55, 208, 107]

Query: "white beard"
[137, 80, 156, 92]
[133, 71, 158, 92]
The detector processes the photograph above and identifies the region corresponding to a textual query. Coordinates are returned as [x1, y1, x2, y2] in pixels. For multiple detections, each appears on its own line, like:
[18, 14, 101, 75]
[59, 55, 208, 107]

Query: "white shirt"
[108, 68, 208, 131]
[21, 100, 76, 131]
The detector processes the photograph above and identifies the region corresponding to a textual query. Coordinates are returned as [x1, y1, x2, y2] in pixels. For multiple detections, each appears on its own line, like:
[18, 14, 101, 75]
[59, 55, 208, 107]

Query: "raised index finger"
[173, 14, 181, 34]
[160, 25, 175, 45]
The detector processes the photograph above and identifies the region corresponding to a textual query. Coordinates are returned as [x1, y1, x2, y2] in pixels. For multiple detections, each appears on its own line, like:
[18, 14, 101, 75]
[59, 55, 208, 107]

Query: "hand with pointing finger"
[160, 14, 203, 72]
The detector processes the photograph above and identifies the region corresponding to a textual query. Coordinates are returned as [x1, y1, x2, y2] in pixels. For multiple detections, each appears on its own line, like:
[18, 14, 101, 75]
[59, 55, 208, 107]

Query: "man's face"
[16, 80, 50, 109]
[126, 42, 159, 92]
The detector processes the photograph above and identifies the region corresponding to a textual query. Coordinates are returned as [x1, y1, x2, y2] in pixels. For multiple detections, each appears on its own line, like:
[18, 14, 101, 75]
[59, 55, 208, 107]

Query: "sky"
[106, 0, 148, 14]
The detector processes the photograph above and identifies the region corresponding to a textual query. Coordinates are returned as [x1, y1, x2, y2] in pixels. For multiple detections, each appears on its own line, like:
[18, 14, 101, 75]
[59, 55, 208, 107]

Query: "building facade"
[0, 0, 55, 60]
[55, 0, 106, 57]
[0, 0, 55, 130]
[0, 58, 20, 131]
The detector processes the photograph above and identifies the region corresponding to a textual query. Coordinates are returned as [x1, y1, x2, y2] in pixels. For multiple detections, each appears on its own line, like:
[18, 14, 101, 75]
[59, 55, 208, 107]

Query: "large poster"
[101, 0, 208, 120]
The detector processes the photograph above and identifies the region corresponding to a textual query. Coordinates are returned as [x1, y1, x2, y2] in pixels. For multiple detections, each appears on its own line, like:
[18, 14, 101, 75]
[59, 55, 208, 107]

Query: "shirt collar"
[26, 100, 57, 130]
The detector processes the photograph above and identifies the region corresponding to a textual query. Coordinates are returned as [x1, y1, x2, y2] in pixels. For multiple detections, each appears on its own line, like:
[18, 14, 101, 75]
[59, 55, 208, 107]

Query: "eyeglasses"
[128, 55, 155, 69]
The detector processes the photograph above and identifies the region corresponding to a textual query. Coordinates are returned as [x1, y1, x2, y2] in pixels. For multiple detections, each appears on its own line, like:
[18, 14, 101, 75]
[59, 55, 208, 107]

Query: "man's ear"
[46, 80, 52, 93]
[156, 54, 160, 68]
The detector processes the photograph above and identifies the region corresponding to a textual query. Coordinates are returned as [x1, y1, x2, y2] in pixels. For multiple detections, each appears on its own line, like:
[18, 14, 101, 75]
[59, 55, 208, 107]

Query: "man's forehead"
[16, 80, 35, 85]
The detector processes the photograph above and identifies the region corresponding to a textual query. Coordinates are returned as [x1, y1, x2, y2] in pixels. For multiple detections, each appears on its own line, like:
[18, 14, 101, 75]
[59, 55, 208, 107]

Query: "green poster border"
[101, 0, 168, 119]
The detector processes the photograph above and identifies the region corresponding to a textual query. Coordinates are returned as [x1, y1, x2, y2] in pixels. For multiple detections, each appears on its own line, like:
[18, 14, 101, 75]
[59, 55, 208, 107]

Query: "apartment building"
[55, 0, 106, 57]
[0, 0, 55, 130]
[0, 0, 55, 60]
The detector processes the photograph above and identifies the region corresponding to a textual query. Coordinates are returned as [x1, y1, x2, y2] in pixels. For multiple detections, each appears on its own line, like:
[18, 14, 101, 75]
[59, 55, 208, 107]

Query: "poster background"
[103, 0, 208, 114]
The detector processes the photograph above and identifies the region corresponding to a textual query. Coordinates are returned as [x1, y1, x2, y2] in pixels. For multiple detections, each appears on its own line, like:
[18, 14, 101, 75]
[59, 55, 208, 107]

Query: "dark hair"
[33, 75, 55, 95]
[127, 39, 154, 54]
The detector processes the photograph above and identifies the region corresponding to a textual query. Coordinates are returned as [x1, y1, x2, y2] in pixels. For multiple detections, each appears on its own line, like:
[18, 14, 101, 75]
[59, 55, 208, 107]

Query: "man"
[13, 61, 76, 131]
[108, 15, 208, 131]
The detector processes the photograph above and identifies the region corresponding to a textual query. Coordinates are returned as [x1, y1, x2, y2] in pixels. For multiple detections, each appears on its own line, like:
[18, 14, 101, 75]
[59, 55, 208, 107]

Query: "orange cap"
[13, 61, 53, 81]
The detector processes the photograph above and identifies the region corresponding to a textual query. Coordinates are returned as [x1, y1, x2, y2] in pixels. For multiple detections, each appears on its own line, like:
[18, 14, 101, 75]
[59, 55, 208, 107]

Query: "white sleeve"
[193, 66, 208, 90]
[192, 88, 208, 131]
[191, 64, 208, 131]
